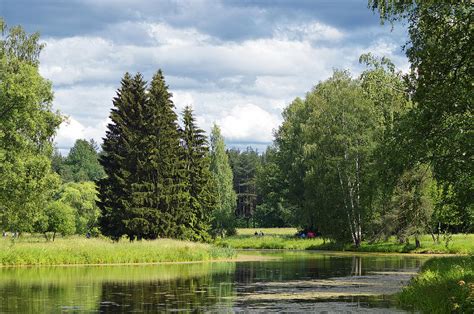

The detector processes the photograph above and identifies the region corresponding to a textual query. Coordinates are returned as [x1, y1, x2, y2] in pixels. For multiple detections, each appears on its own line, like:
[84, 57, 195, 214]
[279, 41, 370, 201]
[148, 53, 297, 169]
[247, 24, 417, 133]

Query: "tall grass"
[218, 229, 474, 254]
[0, 236, 235, 266]
[398, 256, 474, 313]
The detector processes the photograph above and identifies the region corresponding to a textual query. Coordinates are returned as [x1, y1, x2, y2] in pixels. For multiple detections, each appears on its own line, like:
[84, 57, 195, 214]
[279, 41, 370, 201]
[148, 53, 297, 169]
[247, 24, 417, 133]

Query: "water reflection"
[0, 252, 429, 313]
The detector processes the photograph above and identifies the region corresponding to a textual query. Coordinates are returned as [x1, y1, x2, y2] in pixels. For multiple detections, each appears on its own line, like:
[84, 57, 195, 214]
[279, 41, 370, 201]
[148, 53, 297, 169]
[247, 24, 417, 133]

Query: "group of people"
[296, 230, 316, 239]
[2, 231, 18, 238]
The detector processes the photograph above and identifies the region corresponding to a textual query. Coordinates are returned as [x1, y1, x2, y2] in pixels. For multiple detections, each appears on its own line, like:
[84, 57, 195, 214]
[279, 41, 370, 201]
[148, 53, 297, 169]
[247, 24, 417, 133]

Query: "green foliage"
[125, 70, 185, 240]
[377, 165, 435, 245]
[273, 97, 309, 221]
[179, 106, 215, 241]
[227, 148, 260, 224]
[399, 256, 474, 313]
[56, 181, 100, 235]
[370, 0, 473, 231]
[0, 20, 62, 233]
[0, 236, 235, 266]
[35, 201, 76, 241]
[209, 124, 237, 237]
[303, 70, 380, 245]
[58, 139, 105, 182]
[254, 148, 294, 227]
[97, 72, 139, 239]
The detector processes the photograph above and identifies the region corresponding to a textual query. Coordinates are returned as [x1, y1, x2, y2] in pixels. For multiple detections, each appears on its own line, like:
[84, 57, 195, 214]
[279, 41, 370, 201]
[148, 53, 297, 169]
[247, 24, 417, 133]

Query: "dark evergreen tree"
[179, 106, 215, 241]
[128, 70, 185, 240]
[97, 73, 146, 240]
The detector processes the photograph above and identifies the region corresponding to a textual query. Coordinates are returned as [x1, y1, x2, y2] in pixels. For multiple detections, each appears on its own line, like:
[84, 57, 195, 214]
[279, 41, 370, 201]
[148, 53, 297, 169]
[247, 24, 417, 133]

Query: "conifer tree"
[97, 73, 147, 240]
[209, 124, 237, 237]
[179, 106, 215, 241]
[129, 70, 184, 239]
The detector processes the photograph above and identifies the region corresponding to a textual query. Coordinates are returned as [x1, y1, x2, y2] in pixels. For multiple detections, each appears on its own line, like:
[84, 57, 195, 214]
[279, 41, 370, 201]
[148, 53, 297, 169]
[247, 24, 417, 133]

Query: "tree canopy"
[0, 19, 62, 233]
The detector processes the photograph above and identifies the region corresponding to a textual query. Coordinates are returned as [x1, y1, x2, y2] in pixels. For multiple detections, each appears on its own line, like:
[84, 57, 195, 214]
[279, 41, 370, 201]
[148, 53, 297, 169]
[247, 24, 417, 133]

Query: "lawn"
[215, 228, 474, 254]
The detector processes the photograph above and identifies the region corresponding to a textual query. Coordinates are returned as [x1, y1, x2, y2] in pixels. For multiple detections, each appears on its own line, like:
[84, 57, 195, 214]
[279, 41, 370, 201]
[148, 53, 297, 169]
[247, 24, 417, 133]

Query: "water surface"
[0, 251, 429, 313]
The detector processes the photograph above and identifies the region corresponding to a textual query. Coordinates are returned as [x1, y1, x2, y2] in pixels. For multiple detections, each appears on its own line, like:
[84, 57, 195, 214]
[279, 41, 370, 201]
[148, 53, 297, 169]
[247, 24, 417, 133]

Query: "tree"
[0, 19, 62, 233]
[61, 139, 105, 182]
[302, 71, 380, 246]
[57, 181, 101, 235]
[369, 0, 473, 231]
[179, 106, 215, 241]
[128, 70, 185, 240]
[254, 148, 293, 227]
[209, 124, 237, 237]
[227, 148, 260, 226]
[97, 72, 142, 240]
[274, 97, 310, 229]
[35, 201, 76, 241]
[384, 164, 435, 248]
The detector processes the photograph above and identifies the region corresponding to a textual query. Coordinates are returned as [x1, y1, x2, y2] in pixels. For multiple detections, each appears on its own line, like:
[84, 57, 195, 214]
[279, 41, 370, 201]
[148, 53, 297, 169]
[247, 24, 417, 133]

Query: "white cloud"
[217, 104, 281, 143]
[274, 22, 345, 42]
[55, 117, 109, 152]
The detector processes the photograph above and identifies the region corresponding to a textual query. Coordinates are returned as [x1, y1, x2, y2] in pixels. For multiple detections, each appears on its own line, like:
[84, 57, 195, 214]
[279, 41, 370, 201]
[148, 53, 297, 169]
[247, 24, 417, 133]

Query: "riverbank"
[0, 237, 235, 266]
[398, 255, 474, 313]
[216, 229, 474, 254]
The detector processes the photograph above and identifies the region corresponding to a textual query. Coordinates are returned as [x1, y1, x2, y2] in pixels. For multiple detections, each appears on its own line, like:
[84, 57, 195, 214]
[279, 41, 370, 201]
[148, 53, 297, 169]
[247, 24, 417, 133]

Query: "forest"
[0, 0, 472, 248]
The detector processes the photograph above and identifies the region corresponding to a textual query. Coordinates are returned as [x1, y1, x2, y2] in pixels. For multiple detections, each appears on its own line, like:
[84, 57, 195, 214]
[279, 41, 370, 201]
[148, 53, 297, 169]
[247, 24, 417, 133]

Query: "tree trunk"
[415, 236, 420, 248]
[52, 232, 56, 242]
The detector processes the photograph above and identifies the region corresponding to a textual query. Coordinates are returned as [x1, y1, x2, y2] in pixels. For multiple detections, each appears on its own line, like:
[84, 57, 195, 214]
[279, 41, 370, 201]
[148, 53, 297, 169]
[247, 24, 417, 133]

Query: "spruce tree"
[97, 73, 147, 240]
[180, 106, 215, 241]
[209, 124, 237, 237]
[131, 70, 184, 239]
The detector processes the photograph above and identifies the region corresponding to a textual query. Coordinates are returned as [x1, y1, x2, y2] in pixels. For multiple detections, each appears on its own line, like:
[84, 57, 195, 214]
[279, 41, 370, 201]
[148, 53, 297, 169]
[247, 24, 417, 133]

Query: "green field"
[215, 228, 474, 254]
[0, 236, 235, 266]
[399, 256, 474, 313]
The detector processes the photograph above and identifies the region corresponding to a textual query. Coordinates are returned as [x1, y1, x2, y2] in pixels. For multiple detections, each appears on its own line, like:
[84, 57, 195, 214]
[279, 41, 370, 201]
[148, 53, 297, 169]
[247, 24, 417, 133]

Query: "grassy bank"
[398, 256, 474, 313]
[0, 236, 235, 266]
[215, 228, 474, 254]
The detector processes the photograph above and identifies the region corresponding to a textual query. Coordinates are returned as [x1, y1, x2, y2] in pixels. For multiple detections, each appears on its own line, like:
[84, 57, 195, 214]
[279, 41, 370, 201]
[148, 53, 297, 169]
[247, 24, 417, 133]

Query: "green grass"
[398, 256, 474, 313]
[0, 236, 235, 266]
[216, 228, 474, 254]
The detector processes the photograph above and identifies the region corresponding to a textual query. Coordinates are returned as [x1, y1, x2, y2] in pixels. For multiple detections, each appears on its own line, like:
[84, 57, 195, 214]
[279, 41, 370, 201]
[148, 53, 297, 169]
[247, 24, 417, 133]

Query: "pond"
[0, 251, 429, 313]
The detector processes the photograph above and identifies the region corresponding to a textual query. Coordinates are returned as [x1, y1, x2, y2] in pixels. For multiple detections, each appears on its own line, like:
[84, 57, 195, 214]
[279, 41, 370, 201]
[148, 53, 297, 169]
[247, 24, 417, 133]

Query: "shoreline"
[236, 248, 464, 257]
[0, 252, 280, 268]
[0, 248, 460, 268]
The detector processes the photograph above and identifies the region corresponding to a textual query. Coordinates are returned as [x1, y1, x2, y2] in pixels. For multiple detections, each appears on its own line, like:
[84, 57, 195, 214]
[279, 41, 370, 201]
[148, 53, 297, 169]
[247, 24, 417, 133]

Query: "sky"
[1, 0, 408, 154]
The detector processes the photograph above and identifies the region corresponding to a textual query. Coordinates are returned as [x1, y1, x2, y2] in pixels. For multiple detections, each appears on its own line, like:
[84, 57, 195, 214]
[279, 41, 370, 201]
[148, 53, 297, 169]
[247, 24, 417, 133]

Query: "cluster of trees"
[52, 139, 105, 182]
[0, 20, 108, 240]
[250, 1, 472, 246]
[97, 72, 237, 241]
[0, 19, 239, 241]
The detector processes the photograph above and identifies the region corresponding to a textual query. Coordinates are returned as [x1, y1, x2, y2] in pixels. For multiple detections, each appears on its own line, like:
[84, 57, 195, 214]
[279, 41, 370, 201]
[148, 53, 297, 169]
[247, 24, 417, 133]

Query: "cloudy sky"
[1, 0, 407, 153]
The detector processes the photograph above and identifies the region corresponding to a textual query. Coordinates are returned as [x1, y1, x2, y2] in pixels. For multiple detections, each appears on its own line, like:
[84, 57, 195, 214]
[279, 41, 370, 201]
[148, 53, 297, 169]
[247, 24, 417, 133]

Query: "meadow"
[0, 236, 235, 266]
[216, 228, 474, 254]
